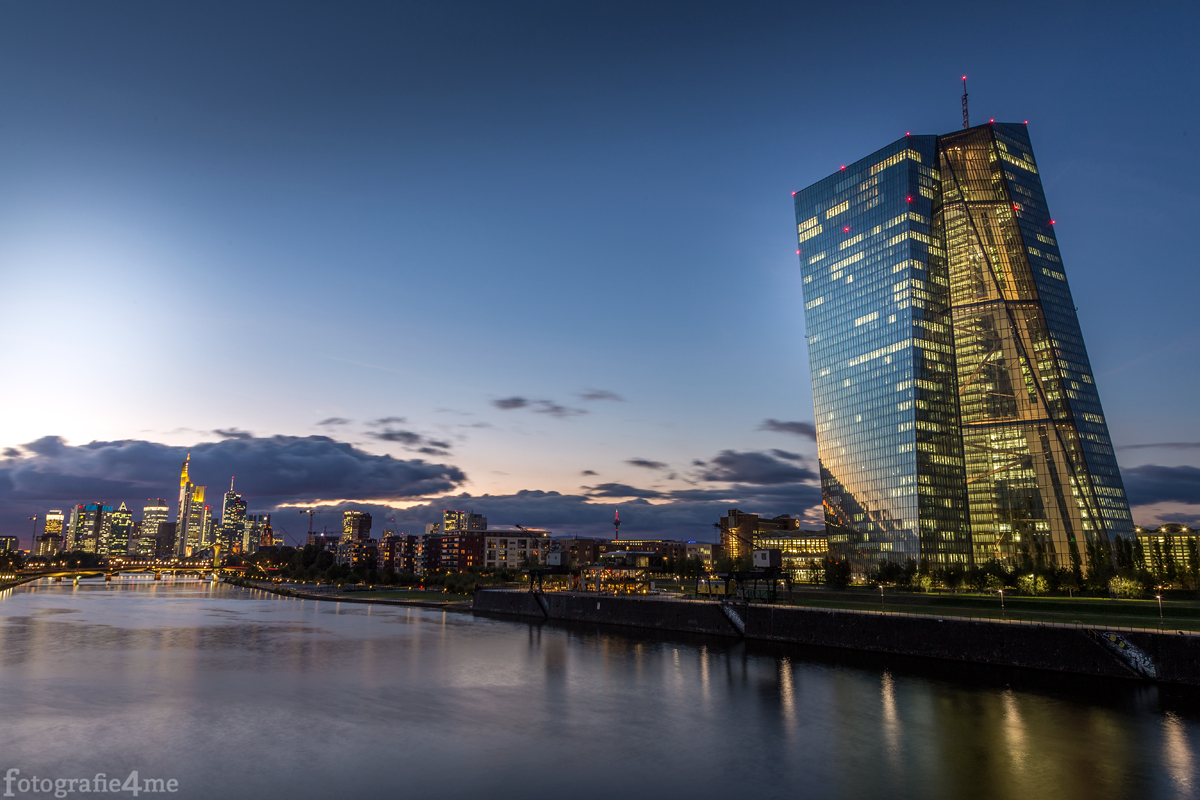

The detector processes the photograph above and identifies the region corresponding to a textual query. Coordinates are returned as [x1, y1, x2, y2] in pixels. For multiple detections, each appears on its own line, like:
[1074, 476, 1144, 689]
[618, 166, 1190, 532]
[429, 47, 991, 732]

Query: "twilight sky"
[1, 1, 1198, 546]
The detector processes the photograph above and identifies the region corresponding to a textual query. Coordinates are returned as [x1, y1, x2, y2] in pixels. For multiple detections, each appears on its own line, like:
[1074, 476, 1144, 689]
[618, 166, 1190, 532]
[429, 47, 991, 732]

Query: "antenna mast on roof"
[612, 508, 621, 541]
[961, 76, 969, 129]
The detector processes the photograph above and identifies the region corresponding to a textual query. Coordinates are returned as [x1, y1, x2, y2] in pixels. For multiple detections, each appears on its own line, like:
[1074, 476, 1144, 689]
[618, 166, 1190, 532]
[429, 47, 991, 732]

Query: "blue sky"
[1, 1, 1198, 545]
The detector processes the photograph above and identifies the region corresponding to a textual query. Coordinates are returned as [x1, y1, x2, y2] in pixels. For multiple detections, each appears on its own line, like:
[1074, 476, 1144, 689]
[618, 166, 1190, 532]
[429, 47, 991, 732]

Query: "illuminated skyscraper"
[72, 502, 113, 554]
[793, 122, 1133, 575]
[174, 454, 207, 557]
[35, 510, 65, 556]
[108, 502, 133, 556]
[342, 510, 373, 541]
[219, 478, 247, 551]
[138, 499, 170, 557]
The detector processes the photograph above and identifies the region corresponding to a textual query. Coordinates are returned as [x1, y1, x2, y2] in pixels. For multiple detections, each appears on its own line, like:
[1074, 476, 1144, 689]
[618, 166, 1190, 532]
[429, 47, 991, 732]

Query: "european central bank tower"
[794, 123, 1133, 575]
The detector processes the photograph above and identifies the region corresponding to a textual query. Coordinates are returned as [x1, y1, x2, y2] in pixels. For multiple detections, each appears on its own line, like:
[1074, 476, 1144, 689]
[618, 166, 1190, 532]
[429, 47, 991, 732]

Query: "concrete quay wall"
[473, 589, 1200, 685]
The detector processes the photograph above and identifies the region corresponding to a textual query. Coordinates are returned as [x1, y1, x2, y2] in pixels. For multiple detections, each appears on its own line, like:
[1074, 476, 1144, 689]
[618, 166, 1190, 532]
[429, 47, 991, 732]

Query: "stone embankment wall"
[473, 589, 1200, 686]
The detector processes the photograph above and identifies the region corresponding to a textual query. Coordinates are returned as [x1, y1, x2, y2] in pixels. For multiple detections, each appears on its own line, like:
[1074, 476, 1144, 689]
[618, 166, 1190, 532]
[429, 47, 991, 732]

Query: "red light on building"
[843, 226, 850, 233]
[792, 191, 797, 196]
[1049, 220, 1056, 225]
[796, 250, 801, 255]
[840, 165, 846, 170]
[906, 196, 913, 202]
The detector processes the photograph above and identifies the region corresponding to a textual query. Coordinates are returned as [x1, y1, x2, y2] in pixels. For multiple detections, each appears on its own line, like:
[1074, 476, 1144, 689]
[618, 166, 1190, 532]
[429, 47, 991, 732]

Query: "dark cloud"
[492, 396, 586, 418]
[770, 449, 804, 462]
[585, 483, 665, 499]
[581, 470, 598, 476]
[533, 401, 586, 418]
[316, 417, 351, 426]
[365, 428, 451, 455]
[1119, 442, 1200, 451]
[367, 429, 422, 446]
[627, 458, 667, 470]
[759, 419, 818, 441]
[368, 417, 407, 426]
[1124, 465, 1200, 506]
[579, 389, 624, 402]
[2, 448, 20, 457]
[1156, 512, 1200, 526]
[213, 428, 253, 440]
[699, 450, 817, 485]
[0, 435, 465, 511]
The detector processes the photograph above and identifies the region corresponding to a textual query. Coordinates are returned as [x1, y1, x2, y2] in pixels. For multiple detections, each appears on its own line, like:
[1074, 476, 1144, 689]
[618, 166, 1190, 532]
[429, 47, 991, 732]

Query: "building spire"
[961, 75, 969, 129]
[180, 452, 191, 487]
[230, 475, 235, 492]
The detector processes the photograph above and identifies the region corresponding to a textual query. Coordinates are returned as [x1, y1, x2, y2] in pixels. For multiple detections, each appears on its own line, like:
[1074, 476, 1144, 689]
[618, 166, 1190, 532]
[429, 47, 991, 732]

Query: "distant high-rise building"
[342, 510, 373, 542]
[108, 502, 133, 556]
[174, 454, 207, 557]
[0, 536, 19, 552]
[219, 478, 247, 552]
[72, 502, 113, 554]
[243, 513, 270, 554]
[157, 523, 178, 558]
[138, 499, 170, 557]
[35, 510, 65, 556]
[442, 510, 486, 533]
[793, 122, 1133, 575]
[66, 505, 81, 551]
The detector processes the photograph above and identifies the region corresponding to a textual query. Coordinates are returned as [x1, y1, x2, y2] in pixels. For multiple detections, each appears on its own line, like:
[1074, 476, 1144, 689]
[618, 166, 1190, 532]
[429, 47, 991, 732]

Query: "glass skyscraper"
[794, 123, 1133, 575]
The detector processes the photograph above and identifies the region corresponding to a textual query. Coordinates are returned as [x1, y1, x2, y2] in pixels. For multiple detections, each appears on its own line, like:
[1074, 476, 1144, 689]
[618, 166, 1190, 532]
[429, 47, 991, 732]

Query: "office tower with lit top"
[793, 122, 1133, 575]
[174, 454, 207, 557]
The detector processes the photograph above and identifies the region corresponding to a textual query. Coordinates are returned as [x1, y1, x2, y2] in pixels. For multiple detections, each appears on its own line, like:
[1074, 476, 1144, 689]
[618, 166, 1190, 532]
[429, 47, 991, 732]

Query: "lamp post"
[880, 584, 884, 608]
[999, 588, 1005, 614]
[1157, 594, 1163, 624]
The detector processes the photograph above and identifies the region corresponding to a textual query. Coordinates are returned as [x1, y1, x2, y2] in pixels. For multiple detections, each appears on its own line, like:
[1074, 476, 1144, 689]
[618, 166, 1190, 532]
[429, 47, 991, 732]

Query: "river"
[0, 577, 1197, 799]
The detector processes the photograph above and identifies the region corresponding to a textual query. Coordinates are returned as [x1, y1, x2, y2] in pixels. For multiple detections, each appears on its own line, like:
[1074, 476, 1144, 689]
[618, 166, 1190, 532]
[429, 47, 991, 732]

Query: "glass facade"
[794, 124, 1133, 575]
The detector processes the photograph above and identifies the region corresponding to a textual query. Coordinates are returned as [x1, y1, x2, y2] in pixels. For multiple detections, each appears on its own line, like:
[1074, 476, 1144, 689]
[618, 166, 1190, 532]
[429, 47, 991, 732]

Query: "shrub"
[1108, 576, 1142, 599]
[1016, 573, 1048, 596]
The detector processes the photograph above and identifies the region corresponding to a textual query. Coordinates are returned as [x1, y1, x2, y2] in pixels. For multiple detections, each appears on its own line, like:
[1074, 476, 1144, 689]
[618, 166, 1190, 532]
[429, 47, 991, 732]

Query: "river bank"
[474, 588, 1200, 686]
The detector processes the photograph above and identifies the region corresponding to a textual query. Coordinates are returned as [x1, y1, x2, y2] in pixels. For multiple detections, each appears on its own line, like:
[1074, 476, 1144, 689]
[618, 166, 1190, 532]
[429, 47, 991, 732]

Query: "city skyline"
[1, 2, 1198, 545]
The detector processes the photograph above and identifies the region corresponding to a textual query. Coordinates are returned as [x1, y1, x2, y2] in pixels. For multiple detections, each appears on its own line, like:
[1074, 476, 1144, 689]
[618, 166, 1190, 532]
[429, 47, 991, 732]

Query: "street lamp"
[1157, 594, 1163, 623]
[999, 588, 1005, 613]
[879, 584, 884, 608]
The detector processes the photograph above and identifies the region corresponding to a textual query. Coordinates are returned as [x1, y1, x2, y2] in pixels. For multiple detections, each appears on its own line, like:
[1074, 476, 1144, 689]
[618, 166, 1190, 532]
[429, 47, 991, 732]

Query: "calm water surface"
[0, 577, 1197, 800]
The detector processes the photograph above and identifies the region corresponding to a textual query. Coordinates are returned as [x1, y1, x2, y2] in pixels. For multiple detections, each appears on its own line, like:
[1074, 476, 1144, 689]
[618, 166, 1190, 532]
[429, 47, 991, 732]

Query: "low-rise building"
[754, 530, 829, 581]
[336, 537, 379, 569]
[599, 538, 689, 564]
[378, 534, 422, 574]
[484, 529, 551, 569]
[1135, 524, 1199, 578]
[557, 537, 602, 567]
[718, 509, 801, 562]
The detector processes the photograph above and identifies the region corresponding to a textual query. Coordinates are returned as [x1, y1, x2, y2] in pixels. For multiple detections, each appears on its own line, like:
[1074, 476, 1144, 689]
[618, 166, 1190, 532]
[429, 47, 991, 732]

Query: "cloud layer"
[0, 435, 466, 509]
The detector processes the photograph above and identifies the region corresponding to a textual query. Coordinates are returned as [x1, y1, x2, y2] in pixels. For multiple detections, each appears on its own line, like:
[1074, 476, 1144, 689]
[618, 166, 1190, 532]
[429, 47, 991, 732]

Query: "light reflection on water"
[0, 577, 1197, 800]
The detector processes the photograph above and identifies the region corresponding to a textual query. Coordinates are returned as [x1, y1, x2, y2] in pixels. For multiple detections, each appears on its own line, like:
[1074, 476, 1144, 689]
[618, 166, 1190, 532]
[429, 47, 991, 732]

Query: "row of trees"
[855, 534, 1198, 597]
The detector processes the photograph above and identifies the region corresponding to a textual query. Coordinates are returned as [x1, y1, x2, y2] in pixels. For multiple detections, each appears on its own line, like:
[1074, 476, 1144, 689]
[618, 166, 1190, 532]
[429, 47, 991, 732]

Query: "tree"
[824, 557, 851, 589]
[1017, 573, 1048, 596]
[1187, 538, 1200, 590]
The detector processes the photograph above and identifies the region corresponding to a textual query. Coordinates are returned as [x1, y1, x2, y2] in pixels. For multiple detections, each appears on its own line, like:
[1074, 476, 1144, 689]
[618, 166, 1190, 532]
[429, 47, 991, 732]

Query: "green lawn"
[708, 591, 1200, 632]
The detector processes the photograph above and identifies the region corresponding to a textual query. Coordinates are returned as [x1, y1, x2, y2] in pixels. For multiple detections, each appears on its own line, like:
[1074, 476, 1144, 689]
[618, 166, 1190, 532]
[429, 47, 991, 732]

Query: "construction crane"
[299, 509, 326, 537]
